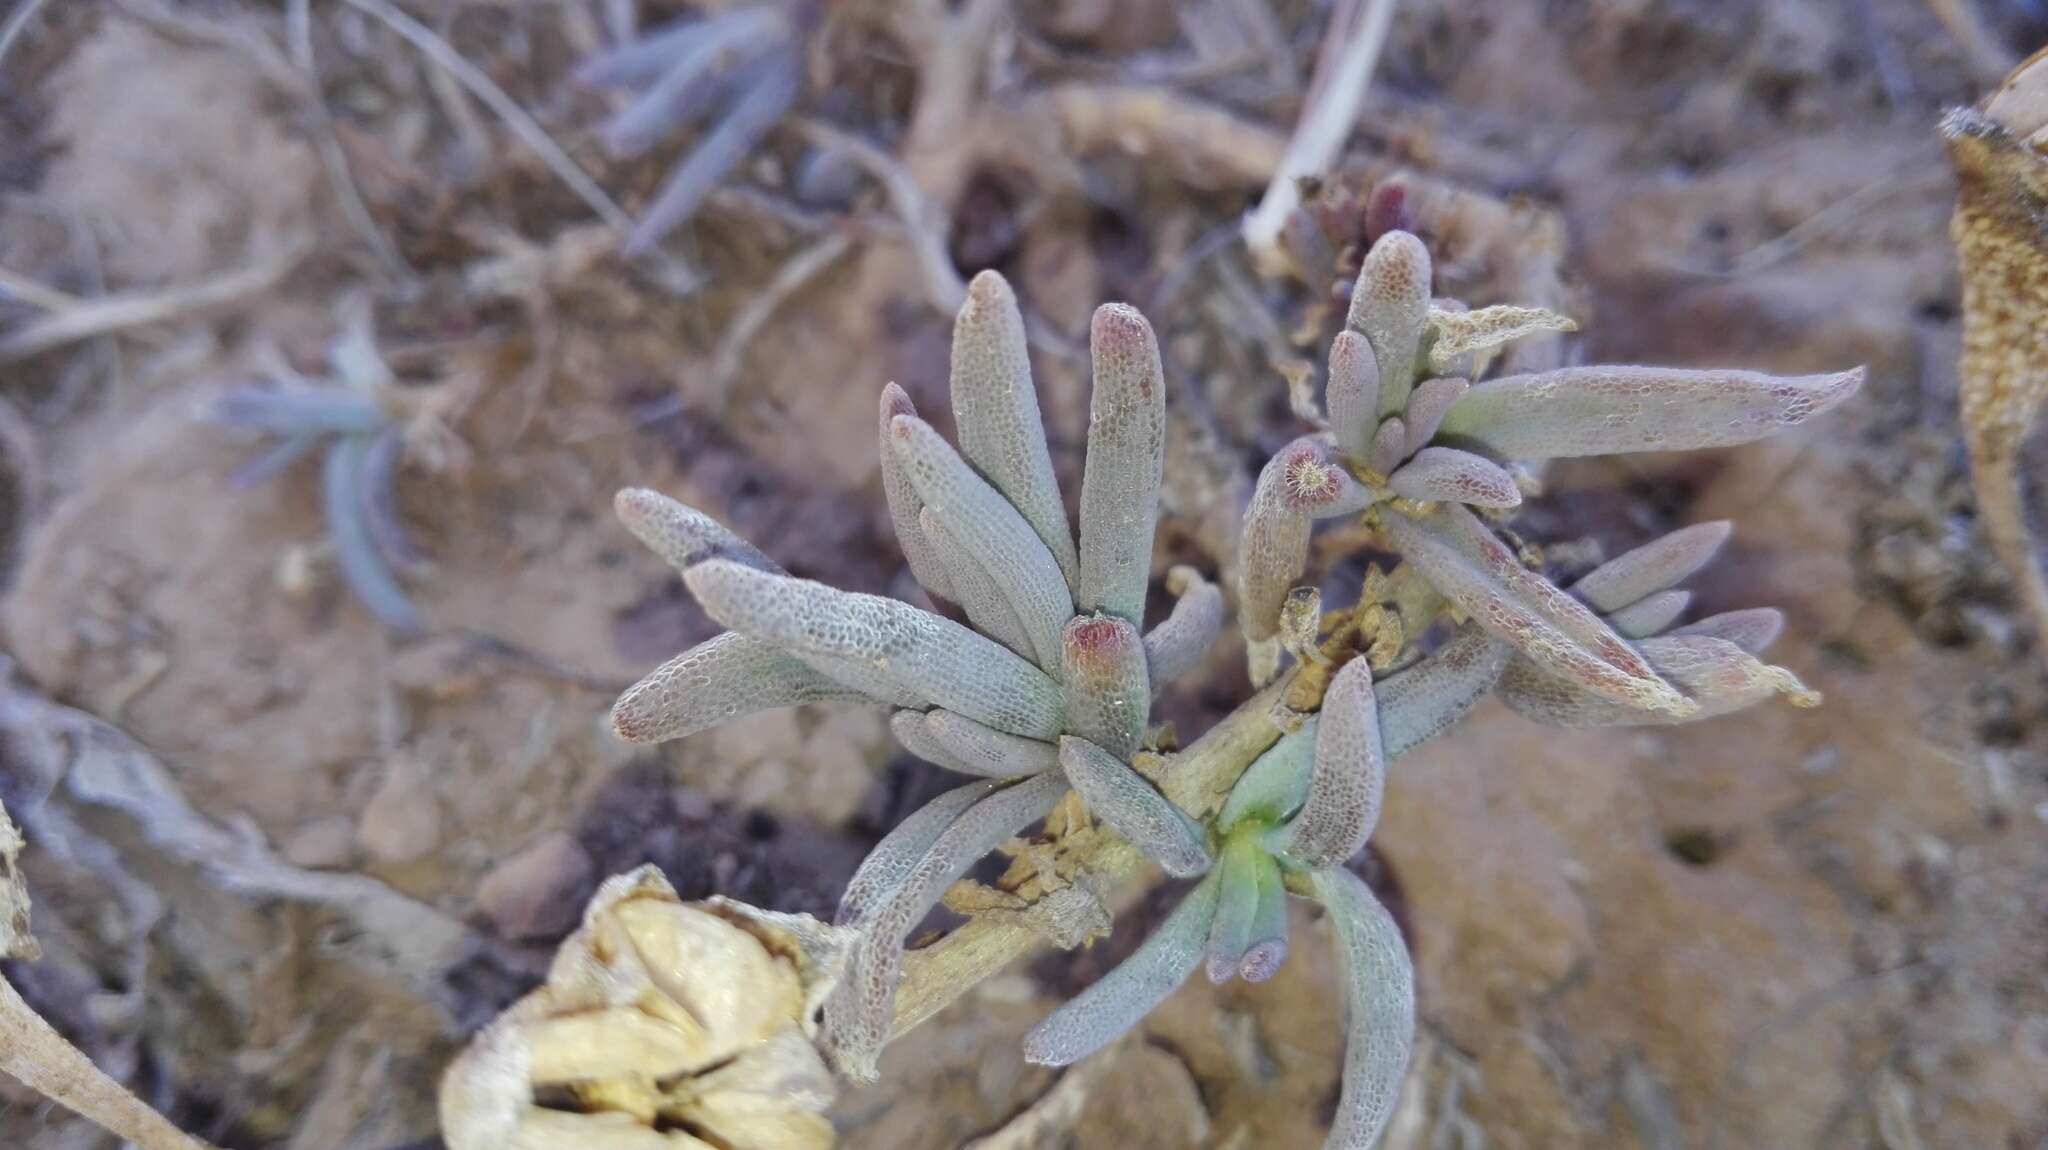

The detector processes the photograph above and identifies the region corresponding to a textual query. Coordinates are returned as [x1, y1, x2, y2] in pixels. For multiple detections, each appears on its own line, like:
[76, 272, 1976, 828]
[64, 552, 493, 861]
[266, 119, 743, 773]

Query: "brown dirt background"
[2, 1, 2046, 1147]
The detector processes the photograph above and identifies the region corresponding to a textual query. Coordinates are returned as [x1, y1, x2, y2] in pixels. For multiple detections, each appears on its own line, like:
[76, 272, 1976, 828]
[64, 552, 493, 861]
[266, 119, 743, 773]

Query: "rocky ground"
[1, 1, 2045, 1147]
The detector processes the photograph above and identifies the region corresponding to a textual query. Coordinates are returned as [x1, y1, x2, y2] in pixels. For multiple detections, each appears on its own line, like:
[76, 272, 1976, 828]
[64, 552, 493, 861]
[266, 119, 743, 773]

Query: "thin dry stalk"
[0, 246, 304, 363]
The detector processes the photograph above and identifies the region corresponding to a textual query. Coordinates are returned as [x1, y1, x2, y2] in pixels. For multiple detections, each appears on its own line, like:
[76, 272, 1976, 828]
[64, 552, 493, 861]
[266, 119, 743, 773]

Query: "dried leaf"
[1424, 304, 1577, 374]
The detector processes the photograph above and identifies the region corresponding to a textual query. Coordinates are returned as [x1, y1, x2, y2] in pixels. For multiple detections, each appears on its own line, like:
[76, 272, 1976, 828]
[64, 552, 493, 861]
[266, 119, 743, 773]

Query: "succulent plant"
[1239, 228, 1864, 700]
[578, 5, 809, 256]
[609, 270, 1225, 1080]
[603, 231, 1863, 1149]
[209, 324, 427, 636]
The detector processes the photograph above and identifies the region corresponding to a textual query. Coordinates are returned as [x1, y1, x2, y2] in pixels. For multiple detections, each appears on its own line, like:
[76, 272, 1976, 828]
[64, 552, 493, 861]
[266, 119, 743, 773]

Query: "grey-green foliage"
[610, 270, 1216, 1084]
[609, 234, 1864, 1149]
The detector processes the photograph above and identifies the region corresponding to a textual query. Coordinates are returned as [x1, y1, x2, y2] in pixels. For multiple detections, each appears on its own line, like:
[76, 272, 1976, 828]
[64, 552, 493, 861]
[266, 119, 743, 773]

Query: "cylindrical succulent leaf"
[1375, 629, 1512, 758]
[1669, 607, 1784, 654]
[1307, 866, 1414, 1150]
[1144, 566, 1225, 686]
[1368, 417, 1408, 476]
[1326, 330, 1381, 455]
[1434, 365, 1866, 461]
[889, 708, 990, 776]
[1386, 446, 1523, 508]
[683, 559, 1066, 739]
[878, 384, 956, 600]
[1401, 375, 1470, 456]
[1384, 507, 1695, 718]
[1061, 614, 1153, 759]
[1217, 722, 1316, 834]
[1262, 659, 1385, 870]
[1077, 303, 1167, 624]
[949, 271, 1079, 583]
[1239, 856, 1290, 983]
[1022, 869, 1222, 1067]
[324, 435, 426, 635]
[1205, 836, 1265, 983]
[1057, 736, 1212, 879]
[600, 10, 788, 157]
[616, 487, 784, 575]
[825, 772, 1068, 1082]
[612, 631, 870, 743]
[892, 414, 1074, 670]
[921, 509, 1035, 659]
[836, 779, 998, 928]
[1239, 435, 1379, 644]
[622, 44, 802, 256]
[1606, 589, 1691, 638]
[922, 709, 1061, 777]
[1498, 633, 1820, 728]
[1569, 521, 1732, 613]
[1346, 230, 1432, 419]
[212, 384, 387, 436]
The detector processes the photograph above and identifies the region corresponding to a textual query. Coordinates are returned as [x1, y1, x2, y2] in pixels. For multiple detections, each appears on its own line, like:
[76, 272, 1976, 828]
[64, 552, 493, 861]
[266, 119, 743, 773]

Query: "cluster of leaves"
[577, 5, 810, 256]
[209, 323, 427, 636]
[607, 229, 1861, 1147]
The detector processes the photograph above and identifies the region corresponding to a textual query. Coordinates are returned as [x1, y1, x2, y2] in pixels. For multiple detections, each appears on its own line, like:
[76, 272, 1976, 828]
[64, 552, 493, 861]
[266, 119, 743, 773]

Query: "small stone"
[357, 766, 443, 863]
[475, 832, 596, 941]
[284, 816, 358, 869]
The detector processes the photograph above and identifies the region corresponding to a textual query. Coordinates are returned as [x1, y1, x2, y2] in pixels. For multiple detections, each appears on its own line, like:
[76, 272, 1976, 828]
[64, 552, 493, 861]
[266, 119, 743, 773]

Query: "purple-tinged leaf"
[1436, 365, 1866, 461]
[1238, 435, 1378, 644]
[1262, 658, 1384, 870]
[611, 631, 867, 744]
[950, 271, 1078, 583]
[576, 17, 718, 88]
[1326, 330, 1380, 456]
[1670, 607, 1784, 654]
[1023, 869, 1221, 1067]
[1607, 589, 1690, 638]
[1077, 304, 1167, 624]
[1368, 417, 1407, 476]
[1061, 614, 1152, 759]
[1498, 634, 1819, 727]
[1144, 566, 1224, 686]
[1386, 446, 1522, 509]
[1058, 736, 1211, 879]
[683, 559, 1065, 739]
[1307, 866, 1414, 1150]
[1346, 231, 1431, 418]
[1376, 629, 1511, 758]
[1384, 507, 1694, 718]
[1205, 837, 1264, 983]
[1239, 857, 1289, 983]
[1401, 376, 1469, 456]
[1571, 521, 1731, 613]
